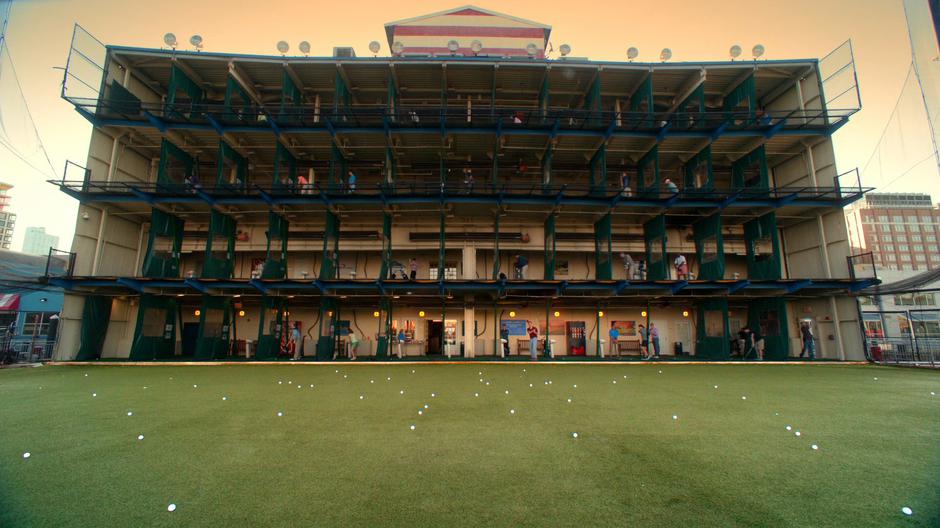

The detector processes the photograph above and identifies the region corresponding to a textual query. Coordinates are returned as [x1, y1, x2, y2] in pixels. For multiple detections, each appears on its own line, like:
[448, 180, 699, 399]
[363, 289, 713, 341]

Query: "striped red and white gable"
[385, 6, 551, 58]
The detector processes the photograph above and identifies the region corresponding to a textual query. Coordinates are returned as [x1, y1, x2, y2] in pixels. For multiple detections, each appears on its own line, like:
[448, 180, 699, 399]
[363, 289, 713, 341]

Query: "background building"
[858, 192, 940, 271]
[0, 182, 15, 250]
[47, 6, 873, 362]
[21, 226, 59, 256]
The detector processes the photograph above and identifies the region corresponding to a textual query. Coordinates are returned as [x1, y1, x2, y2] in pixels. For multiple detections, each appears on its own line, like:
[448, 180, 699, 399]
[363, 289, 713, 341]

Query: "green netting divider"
[279, 69, 302, 123]
[195, 296, 232, 359]
[380, 214, 392, 279]
[589, 146, 607, 195]
[438, 212, 446, 280]
[732, 145, 769, 192]
[744, 212, 782, 280]
[142, 209, 184, 278]
[262, 212, 289, 279]
[319, 211, 340, 279]
[644, 215, 668, 280]
[693, 213, 725, 280]
[376, 298, 392, 358]
[637, 146, 660, 197]
[256, 296, 287, 360]
[316, 298, 338, 360]
[544, 214, 556, 280]
[630, 76, 653, 127]
[166, 64, 204, 120]
[333, 70, 351, 114]
[678, 84, 705, 115]
[492, 215, 501, 279]
[76, 296, 112, 360]
[202, 210, 236, 279]
[748, 298, 790, 360]
[273, 143, 298, 191]
[129, 295, 178, 360]
[104, 81, 141, 116]
[683, 146, 713, 191]
[216, 140, 247, 190]
[594, 214, 613, 280]
[696, 299, 730, 360]
[329, 144, 346, 189]
[157, 139, 194, 187]
[223, 75, 252, 122]
[584, 73, 601, 119]
[723, 74, 756, 115]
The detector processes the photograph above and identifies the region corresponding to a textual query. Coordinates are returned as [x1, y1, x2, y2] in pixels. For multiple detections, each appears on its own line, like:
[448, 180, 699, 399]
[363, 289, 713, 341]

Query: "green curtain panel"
[273, 143, 298, 191]
[223, 75, 253, 122]
[261, 212, 289, 279]
[319, 211, 340, 280]
[589, 146, 607, 195]
[696, 299, 730, 360]
[76, 296, 113, 360]
[744, 212, 782, 280]
[637, 146, 660, 198]
[723, 74, 756, 116]
[732, 145, 769, 192]
[747, 298, 791, 360]
[104, 81, 141, 117]
[216, 140, 247, 190]
[142, 209, 184, 278]
[544, 214, 556, 280]
[166, 64, 204, 120]
[644, 215, 668, 280]
[256, 296, 288, 360]
[693, 213, 725, 280]
[157, 139, 194, 187]
[194, 296, 232, 360]
[129, 295, 178, 360]
[683, 146, 713, 191]
[380, 213, 392, 280]
[316, 298, 339, 360]
[594, 214, 613, 280]
[202, 210, 236, 279]
[279, 69, 303, 123]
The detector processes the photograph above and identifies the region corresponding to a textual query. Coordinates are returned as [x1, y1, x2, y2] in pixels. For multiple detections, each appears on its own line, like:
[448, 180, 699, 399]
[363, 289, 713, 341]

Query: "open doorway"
[426, 320, 443, 355]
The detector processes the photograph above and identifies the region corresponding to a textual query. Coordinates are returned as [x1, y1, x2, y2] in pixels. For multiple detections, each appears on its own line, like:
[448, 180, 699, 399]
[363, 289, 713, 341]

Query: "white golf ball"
[84, 373, 88, 377]
[658, 370, 662, 374]
[505, 390, 510, 395]
[387, 377, 391, 381]
[127, 411, 133, 416]
[359, 395, 364, 400]
[567, 398, 572, 403]
[901, 507, 912, 516]
[623, 375, 627, 379]
[22, 452, 30, 459]
[343, 375, 347, 379]
[193, 385, 197, 388]
[424, 404, 429, 409]
[572, 432, 579, 438]
[297, 386, 301, 389]
[334, 370, 338, 373]
[549, 381, 552, 385]
[400, 390, 404, 395]
[431, 393, 436, 398]
[741, 396, 747, 400]
[474, 393, 479, 397]
[418, 410, 423, 415]
[714, 385, 719, 389]
[137, 434, 144, 440]
[613, 380, 617, 384]
[410, 425, 416, 430]
[672, 415, 678, 420]
[310, 384, 314, 388]
[277, 412, 283, 417]
[795, 431, 801, 437]
[873, 377, 878, 381]
[222, 397, 227, 401]
[92, 393, 97, 397]
[411, 370, 415, 373]
[479, 378, 484, 382]
[478, 371, 482, 375]
[288, 381, 292, 384]
[370, 380, 374, 384]
[529, 384, 533, 388]
[167, 504, 176, 512]
[811, 444, 819, 450]
[931, 392, 936, 396]
[786, 425, 792, 431]
[523, 369, 526, 372]
[573, 384, 577, 388]
[510, 409, 515, 415]
[486, 382, 490, 386]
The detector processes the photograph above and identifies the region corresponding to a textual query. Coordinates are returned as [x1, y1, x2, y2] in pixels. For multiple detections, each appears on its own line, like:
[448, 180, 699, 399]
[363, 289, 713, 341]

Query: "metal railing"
[1, 334, 56, 364]
[863, 309, 940, 367]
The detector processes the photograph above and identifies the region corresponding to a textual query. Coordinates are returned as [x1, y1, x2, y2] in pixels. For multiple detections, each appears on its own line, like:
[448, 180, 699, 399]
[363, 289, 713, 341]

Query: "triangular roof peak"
[385, 5, 551, 30]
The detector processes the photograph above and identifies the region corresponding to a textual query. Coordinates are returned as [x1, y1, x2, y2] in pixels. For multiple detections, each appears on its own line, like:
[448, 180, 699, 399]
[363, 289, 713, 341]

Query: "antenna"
[627, 47, 639, 61]
[729, 44, 742, 61]
[299, 41, 311, 56]
[163, 33, 178, 49]
[660, 48, 672, 61]
[189, 35, 203, 51]
[368, 41, 381, 56]
[276, 41, 289, 55]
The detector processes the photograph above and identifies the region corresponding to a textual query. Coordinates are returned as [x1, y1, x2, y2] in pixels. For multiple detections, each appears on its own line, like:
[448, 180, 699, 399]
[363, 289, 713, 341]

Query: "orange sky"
[0, 0, 930, 251]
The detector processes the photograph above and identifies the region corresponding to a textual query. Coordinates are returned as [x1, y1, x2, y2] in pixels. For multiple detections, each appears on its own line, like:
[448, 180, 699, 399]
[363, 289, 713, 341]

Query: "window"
[914, 293, 935, 306]
[912, 235, 922, 242]
[429, 265, 458, 280]
[705, 311, 725, 337]
[151, 235, 175, 261]
[751, 235, 774, 262]
[916, 254, 927, 261]
[907, 215, 918, 223]
[897, 235, 908, 242]
[141, 308, 168, 337]
[556, 260, 570, 277]
[883, 234, 893, 242]
[927, 235, 936, 242]
[914, 244, 924, 251]
[877, 215, 888, 222]
[899, 245, 910, 251]
[892, 215, 903, 223]
[884, 244, 895, 251]
[22, 312, 54, 337]
[894, 225, 904, 232]
[901, 254, 912, 262]
[700, 235, 719, 263]
[858, 296, 876, 306]
[864, 318, 884, 338]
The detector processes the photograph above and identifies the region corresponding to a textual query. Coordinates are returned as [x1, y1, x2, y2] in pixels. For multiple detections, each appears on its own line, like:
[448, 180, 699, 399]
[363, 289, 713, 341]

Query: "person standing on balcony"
[674, 254, 689, 280]
[800, 322, 816, 360]
[514, 254, 528, 279]
[527, 321, 539, 361]
[409, 258, 418, 281]
[620, 172, 632, 197]
[664, 178, 679, 194]
[620, 252, 637, 279]
[346, 170, 357, 193]
[649, 323, 661, 359]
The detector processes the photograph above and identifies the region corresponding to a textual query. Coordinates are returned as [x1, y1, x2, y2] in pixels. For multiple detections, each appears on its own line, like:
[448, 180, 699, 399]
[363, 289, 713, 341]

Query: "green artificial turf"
[0, 364, 937, 527]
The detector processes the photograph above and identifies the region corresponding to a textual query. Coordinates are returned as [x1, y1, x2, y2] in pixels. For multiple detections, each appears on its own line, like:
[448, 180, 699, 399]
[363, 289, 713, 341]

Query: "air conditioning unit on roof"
[333, 47, 356, 58]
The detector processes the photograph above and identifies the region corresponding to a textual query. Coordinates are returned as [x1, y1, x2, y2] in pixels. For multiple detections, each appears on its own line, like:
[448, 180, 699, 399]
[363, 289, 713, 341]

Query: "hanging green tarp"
[644, 215, 668, 280]
[677, 84, 705, 128]
[375, 298, 392, 358]
[732, 145, 769, 192]
[744, 212, 782, 280]
[273, 143, 298, 191]
[76, 296, 112, 360]
[223, 75, 253, 122]
[583, 73, 601, 121]
[748, 298, 790, 360]
[142, 209, 184, 278]
[630, 76, 653, 127]
[328, 144, 346, 190]
[683, 147, 713, 191]
[316, 298, 339, 360]
[637, 146, 660, 197]
[157, 139, 194, 187]
[166, 64, 204, 120]
[280, 69, 303, 123]
[696, 299, 730, 360]
[202, 210, 236, 279]
[492, 215, 501, 279]
[104, 81, 142, 117]
[333, 69, 351, 115]
[693, 213, 725, 280]
[438, 212, 446, 280]
[723, 74, 756, 117]
[262, 212, 289, 279]
[544, 214, 556, 280]
[256, 296, 288, 360]
[129, 295, 177, 360]
[319, 211, 340, 279]
[380, 214, 392, 279]
[194, 296, 232, 359]
[589, 146, 607, 195]
[216, 140, 247, 190]
[594, 214, 613, 280]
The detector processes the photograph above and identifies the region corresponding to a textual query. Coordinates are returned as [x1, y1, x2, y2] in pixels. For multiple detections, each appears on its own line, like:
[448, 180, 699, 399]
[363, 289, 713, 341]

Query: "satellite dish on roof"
[163, 33, 178, 49]
[369, 41, 381, 55]
[299, 41, 311, 56]
[660, 48, 672, 61]
[277, 41, 289, 54]
[447, 40, 460, 53]
[627, 47, 639, 60]
[470, 40, 483, 55]
[559, 43, 571, 57]
[729, 44, 742, 60]
[752, 44, 765, 59]
[189, 35, 203, 50]
[526, 43, 538, 57]
[392, 41, 404, 55]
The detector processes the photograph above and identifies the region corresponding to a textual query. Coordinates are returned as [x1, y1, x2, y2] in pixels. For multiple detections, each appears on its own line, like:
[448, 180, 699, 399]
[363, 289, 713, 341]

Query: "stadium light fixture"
[447, 40, 460, 55]
[276, 41, 289, 55]
[392, 41, 404, 56]
[299, 41, 311, 56]
[729, 44, 742, 61]
[559, 43, 571, 57]
[752, 44, 765, 60]
[627, 47, 639, 61]
[163, 33, 178, 49]
[660, 48, 672, 62]
[369, 41, 381, 56]
[470, 40, 483, 56]
[526, 43, 538, 58]
[189, 35, 203, 51]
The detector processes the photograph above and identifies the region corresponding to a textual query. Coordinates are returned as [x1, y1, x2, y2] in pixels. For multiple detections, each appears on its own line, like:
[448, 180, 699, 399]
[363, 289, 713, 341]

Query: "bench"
[516, 339, 545, 355]
[616, 340, 642, 357]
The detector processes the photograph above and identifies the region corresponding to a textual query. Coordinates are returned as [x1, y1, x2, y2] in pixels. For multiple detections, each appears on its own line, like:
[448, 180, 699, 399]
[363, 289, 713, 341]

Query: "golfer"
[397, 329, 406, 359]
[527, 322, 539, 361]
[649, 323, 661, 359]
[607, 325, 619, 358]
[639, 324, 649, 359]
[348, 331, 360, 361]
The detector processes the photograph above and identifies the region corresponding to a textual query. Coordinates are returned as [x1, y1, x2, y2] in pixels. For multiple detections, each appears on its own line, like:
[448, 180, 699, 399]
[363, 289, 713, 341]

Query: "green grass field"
[1, 363, 938, 527]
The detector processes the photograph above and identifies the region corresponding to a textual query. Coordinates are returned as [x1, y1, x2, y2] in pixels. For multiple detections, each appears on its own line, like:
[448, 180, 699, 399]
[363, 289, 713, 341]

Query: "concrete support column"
[464, 301, 475, 358]
[462, 246, 476, 280]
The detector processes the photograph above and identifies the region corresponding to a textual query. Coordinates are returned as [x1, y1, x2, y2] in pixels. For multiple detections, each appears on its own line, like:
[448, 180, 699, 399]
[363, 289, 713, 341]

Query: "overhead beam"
[760, 66, 814, 107]
[721, 66, 757, 99]
[666, 68, 706, 114]
[228, 61, 264, 105]
[335, 63, 359, 105]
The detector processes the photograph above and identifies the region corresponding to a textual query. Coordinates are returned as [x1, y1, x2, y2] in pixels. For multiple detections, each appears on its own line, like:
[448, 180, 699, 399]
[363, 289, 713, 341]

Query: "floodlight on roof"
[369, 41, 381, 56]
[392, 41, 404, 55]
[627, 47, 639, 61]
[559, 43, 571, 57]
[526, 43, 538, 57]
[660, 48, 672, 61]
[163, 33, 178, 49]
[752, 44, 765, 59]
[470, 40, 483, 55]
[299, 41, 311, 56]
[276, 41, 289, 55]
[729, 44, 742, 60]
[189, 35, 203, 50]
[447, 39, 460, 53]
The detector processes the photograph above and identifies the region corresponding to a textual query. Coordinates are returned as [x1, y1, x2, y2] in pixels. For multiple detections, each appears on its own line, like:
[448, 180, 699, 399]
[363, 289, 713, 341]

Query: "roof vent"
[333, 46, 356, 58]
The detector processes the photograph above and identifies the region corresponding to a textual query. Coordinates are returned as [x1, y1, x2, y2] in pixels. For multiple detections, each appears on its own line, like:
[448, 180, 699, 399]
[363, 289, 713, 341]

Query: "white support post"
[464, 303, 475, 358]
